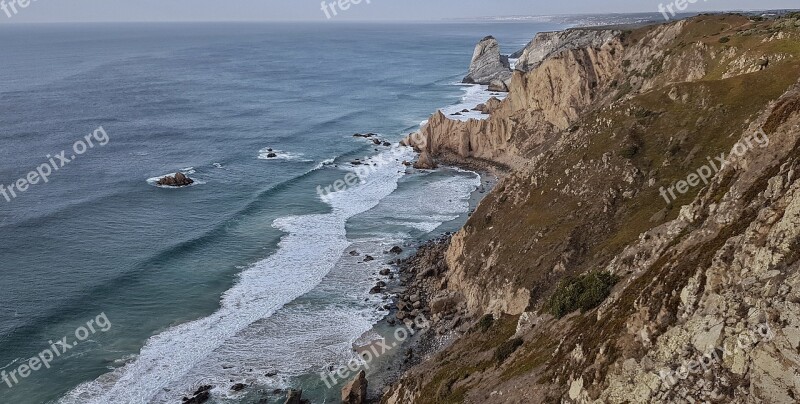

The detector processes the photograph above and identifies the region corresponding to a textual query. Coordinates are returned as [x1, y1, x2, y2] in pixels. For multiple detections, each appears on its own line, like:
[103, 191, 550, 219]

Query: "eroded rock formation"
[386, 13, 800, 404]
[462, 36, 512, 85]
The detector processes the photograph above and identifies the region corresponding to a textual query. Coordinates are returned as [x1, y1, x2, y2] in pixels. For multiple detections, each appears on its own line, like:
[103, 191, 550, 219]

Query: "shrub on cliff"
[545, 271, 619, 318]
[494, 337, 524, 364]
[473, 314, 494, 333]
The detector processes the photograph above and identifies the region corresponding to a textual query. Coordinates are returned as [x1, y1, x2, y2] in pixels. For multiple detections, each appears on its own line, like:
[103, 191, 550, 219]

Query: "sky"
[0, 0, 797, 23]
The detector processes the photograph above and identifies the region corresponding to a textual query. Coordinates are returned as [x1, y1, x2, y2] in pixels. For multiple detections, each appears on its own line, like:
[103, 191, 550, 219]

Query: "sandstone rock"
[462, 36, 512, 85]
[488, 79, 508, 92]
[430, 294, 460, 315]
[413, 151, 437, 170]
[341, 370, 368, 404]
[514, 29, 621, 72]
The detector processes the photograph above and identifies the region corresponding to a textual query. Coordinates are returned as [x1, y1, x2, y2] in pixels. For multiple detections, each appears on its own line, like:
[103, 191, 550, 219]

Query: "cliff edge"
[388, 13, 800, 403]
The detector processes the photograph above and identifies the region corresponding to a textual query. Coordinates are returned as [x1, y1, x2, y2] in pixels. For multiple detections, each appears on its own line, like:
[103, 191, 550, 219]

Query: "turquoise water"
[0, 22, 564, 403]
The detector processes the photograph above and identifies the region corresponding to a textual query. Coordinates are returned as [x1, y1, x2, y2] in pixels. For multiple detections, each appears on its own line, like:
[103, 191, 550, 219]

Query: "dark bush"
[494, 337, 524, 364]
[620, 143, 639, 159]
[545, 271, 619, 318]
[719, 36, 730, 43]
[475, 314, 494, 332]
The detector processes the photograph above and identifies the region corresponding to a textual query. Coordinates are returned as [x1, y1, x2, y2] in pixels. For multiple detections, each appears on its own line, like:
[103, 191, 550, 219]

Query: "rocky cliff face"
[462, 36, 513, 86]
[386, 13, 800, 403]
[409, 28, 624, 169]
[514, 29, 622, 72]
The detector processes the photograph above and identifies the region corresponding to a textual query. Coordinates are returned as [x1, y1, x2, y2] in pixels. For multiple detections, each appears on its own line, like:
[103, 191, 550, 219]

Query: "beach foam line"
[60, 147, 416, 404]
[439, 83, 507, 122]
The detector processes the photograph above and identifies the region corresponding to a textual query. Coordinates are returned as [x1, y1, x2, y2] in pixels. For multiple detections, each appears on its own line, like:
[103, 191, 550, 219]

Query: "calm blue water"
[0, 22, 564, 403]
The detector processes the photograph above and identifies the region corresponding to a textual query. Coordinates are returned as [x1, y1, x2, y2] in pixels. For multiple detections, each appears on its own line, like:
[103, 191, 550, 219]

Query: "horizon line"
[0, 8, 796, 25]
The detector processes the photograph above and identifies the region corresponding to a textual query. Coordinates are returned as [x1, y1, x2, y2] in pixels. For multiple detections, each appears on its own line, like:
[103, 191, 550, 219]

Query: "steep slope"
[387, 13, 800, 403]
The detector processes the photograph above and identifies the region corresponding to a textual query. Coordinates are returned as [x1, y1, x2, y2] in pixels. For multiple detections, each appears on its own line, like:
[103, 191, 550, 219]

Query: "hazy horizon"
[0, 0, 797, 24]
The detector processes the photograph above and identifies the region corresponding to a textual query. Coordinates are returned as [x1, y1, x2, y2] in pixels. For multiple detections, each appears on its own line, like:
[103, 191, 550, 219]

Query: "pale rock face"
[408, 32, 624, 170]
[386, 17, 800, 404]
[514, 29, 621, 72]
[462, 36, 512, 85]
[595, 89, 800, 404]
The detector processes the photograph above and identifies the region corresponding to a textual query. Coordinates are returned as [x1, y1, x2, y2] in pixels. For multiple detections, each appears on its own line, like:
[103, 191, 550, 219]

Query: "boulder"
[341, 370, 368, 404]
[380, 268, 391, 276]
[157, 172, 194, 187]
[462, 36, 512, 85]
[413, 151, 438, 170]
[389, 246, 403, 254]
[488, 78, 509, 92]
[231, 383, 246, 392]
[266, 153, 278, 158]
[363, 255, 375, 262]
[430, 294, 461, 315]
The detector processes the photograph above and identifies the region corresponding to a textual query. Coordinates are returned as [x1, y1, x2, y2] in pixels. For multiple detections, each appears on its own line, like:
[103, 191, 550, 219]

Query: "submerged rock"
[183, 385, 212, 404]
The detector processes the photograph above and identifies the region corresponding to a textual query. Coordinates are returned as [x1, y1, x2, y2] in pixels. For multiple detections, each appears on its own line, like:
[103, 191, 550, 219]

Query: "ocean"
[0, 21, 565, 403]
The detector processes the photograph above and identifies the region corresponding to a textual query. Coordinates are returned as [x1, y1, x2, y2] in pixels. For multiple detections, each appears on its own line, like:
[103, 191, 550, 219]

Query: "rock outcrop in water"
[413, 150, 437, 170]
[157, 172, 194, 187]
[462, 36, 512, 86]
[342, 370, 368, 404]
[385, 13, 800, 403]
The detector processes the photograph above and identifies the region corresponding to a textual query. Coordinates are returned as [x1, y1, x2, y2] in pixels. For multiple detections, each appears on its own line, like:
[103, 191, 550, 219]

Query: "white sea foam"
[313, 157, 336, 170]
[60, 148, 417, 404]
[437, 83, 507, 122]
[257, 148, 312, 162]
